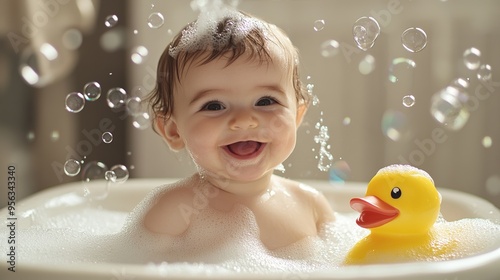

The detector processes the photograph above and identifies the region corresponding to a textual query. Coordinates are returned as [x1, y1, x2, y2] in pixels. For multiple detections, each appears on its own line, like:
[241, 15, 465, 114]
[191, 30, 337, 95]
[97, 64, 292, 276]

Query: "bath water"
[2, 185, 500, 275]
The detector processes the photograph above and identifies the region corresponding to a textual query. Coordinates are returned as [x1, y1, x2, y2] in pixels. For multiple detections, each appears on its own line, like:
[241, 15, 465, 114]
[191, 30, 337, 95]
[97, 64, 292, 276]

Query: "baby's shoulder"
[274, 175, 321, 197]
[142, 176, 200, 236]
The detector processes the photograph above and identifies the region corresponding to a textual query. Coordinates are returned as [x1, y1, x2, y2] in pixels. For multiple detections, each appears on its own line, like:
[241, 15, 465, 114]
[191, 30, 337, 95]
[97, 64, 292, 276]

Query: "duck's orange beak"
[350, 196, 399, 228]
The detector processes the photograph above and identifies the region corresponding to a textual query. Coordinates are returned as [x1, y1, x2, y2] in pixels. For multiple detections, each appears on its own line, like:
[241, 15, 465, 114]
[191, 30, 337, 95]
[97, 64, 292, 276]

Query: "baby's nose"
[229, 109, 258, 130]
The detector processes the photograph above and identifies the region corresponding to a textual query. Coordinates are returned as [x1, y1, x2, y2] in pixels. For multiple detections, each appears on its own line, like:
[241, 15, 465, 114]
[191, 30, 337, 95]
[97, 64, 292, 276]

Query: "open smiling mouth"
[224, 141, 264, 159]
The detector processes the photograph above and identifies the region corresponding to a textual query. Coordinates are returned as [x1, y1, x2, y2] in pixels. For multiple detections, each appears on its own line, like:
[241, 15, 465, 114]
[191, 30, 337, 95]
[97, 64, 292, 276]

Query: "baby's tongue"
[228, 141, 260, 156]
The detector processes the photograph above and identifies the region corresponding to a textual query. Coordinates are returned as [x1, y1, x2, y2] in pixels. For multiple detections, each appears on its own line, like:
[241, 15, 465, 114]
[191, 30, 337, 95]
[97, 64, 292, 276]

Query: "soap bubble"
[109, 164, 129, 183]
[477, 64, 492, 82]
[102, 132, 113, 144]
[126, 96, 143, 116]
[104, 15, 118, 28]
[81, 161, 107, 182]
[131, 46, 149, 64]
[107, 87, 127, 108]
[320, 40, 340, 58]
[19, 43, 67, 87]
[486, 175, 500, 196]
[450, 77, 470, 90]
[401, 27, 427, 53]
[147, 12, 165, 29]
[388, 57, 416, 83]
[352, 16, 380, 51]
[358, 54, 375, 75]
[27, 131, 35, 141]
[64, 159, 81, 176]
[132, 86, 148, 98]
[81, 161, 109, 200]
[104, 170, 117, 182]
[482, 136, 492, 148]
[132, 112, 151, 129]
[100, 28, 125, 52]
[83, 81, 101, 101]
[62, 28, 83, 50]
[313, 19, 325, 31]
[65, 92, 85, 113]
[463, 47, 481, 70]
[430, 86, 470, 131]
[50, 130, 60, 142]
[329, 160, 351, 183]
[381, 110, 407, 141]
[342, 117, 351, 126]
[402, 95, 416, 107]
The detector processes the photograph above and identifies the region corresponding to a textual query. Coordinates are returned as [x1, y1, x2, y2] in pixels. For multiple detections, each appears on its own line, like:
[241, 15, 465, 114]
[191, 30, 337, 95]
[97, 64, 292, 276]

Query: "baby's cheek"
[262, 111, 296, 137]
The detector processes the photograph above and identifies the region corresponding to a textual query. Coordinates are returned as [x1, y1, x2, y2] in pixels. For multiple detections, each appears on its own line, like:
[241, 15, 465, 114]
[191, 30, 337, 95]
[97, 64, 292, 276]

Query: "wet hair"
[148, 11, 308, 132]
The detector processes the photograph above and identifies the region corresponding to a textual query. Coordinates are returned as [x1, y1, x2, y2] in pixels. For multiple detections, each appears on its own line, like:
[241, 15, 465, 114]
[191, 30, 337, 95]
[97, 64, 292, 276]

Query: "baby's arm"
[143, 186, 195, 236]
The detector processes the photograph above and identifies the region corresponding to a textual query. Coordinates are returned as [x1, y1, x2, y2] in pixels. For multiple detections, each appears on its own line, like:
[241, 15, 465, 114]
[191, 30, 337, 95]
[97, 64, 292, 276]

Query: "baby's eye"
[201, 101, 225, 111]
[256, 96, 278, 106]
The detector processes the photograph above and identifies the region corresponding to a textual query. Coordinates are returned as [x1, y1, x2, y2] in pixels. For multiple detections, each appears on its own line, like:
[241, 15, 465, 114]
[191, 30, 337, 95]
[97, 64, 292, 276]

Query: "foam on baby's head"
[377, 164, 434, 184]
[168, 8, 265, 59]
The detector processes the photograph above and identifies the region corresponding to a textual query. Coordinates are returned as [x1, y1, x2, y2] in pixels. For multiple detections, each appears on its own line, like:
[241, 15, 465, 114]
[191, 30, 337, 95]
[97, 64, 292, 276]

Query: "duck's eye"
[391, 187, 402, 199]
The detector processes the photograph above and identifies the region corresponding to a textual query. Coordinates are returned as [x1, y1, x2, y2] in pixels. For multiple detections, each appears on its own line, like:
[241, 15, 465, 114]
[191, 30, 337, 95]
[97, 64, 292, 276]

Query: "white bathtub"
[1, 179, 500, 280]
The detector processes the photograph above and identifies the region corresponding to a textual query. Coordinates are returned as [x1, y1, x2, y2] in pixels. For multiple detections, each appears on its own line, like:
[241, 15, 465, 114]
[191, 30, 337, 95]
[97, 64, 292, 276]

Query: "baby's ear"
[295, 102, 308, 126]
[155, 116, 185, 151]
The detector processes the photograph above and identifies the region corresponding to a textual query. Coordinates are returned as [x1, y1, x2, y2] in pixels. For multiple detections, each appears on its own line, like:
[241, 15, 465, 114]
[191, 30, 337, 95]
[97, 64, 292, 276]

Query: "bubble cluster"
[430, 86, 470, 131]
[352, 16, 380, 51]
[104, 15, 119, 28]
[401, 27, 427, 53]
[147, 12, 165, 29]
[64, 159, 81, 177]
[83, 82, 101, 101]
[65, 92, 85, 113]
[314, 119, 334, 172]
[106, 87, 127, 108]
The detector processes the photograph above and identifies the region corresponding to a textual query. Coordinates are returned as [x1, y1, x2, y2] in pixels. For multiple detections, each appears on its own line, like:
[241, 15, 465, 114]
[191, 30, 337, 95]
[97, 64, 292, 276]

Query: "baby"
[143, 9, 334, 250]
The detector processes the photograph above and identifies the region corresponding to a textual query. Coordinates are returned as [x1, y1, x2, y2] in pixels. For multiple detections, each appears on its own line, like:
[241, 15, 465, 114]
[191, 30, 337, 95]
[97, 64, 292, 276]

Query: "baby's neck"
[196, 172, 275, 200]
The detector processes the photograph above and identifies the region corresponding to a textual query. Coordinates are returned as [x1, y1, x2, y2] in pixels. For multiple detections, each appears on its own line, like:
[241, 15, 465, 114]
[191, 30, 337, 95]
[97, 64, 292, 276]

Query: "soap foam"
[168, 3, 265, 58]
[2, 197, 500, 275]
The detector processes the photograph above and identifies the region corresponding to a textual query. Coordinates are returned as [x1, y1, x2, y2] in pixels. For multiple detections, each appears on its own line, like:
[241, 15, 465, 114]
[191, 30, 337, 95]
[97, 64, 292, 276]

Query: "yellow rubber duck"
[344, 164, 458, 265]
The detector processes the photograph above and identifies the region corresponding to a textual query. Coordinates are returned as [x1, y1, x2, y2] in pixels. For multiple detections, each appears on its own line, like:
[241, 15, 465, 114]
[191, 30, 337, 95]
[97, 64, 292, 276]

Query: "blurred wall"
[127, 0, 500, 207]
